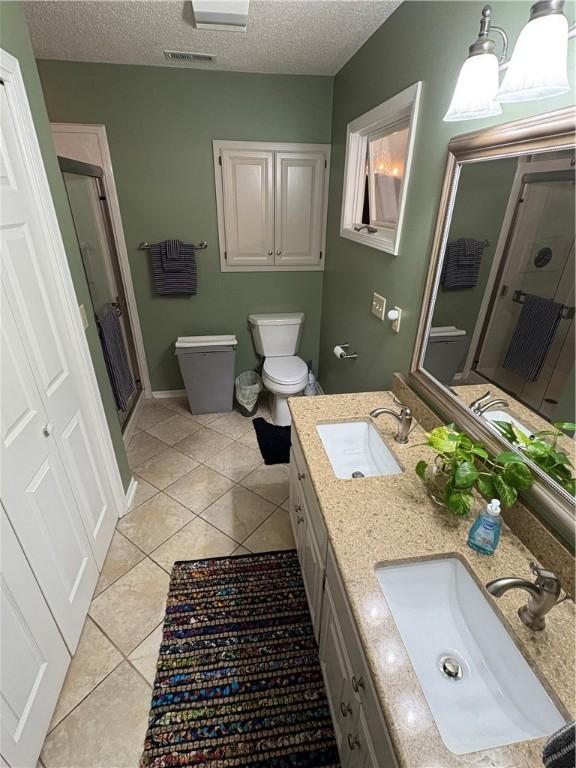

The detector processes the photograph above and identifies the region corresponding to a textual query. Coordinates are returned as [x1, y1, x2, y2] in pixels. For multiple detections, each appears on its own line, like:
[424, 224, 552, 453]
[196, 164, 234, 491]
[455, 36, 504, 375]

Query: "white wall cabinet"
[214, 141, 330, 272]
[289, 430, 399, 768]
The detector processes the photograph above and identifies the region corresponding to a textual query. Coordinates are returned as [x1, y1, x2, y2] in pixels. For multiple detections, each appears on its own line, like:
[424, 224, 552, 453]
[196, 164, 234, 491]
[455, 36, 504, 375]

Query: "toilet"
[248, 312, 308, 426]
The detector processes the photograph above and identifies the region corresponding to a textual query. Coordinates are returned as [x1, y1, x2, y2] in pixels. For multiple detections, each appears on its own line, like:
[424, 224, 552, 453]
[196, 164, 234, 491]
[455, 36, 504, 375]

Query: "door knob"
[42, 422, 53, 437]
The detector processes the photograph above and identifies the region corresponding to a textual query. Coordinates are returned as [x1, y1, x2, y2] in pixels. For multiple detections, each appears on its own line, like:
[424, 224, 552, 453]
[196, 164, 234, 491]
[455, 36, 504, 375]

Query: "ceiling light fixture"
[444, 1, 574, 122]
[191, 0, 250, 32]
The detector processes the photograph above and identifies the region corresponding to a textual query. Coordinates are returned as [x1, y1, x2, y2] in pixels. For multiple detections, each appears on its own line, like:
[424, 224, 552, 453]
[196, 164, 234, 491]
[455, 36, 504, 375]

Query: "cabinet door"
[1, 508, 70, 768]
[275, 152, 325, 266]
[300, 493, 324, 640]
[346, 706, 384, 768]
[288, 456, 306, 557]
[221, 149, 274, 266]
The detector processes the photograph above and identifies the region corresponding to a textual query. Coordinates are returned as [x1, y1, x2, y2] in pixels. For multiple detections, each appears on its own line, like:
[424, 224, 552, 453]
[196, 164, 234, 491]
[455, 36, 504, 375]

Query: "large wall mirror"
[410, 108, 575, 544]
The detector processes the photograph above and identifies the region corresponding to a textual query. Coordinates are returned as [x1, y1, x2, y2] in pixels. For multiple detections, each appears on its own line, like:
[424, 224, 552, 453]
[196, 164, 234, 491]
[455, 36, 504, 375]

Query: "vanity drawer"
[326, 547, 398, 767]
[291, 430, 328, 556]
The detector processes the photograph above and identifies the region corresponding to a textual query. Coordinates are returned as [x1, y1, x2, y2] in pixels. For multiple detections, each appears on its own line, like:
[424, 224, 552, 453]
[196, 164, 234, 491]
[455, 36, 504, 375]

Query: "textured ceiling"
[23, 0, 401, 75]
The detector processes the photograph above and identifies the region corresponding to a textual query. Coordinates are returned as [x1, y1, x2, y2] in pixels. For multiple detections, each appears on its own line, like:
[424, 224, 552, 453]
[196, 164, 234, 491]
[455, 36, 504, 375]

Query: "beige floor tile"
[209, 411, 255, 439]
[241, 464, 290, 505]
[243, 508, 295, 553]
[135, 400, 173, 430]
[174, 426, 233, 462]
[189, 410, 227, 426]
[165, 465, 234, 513]
[133, 446, 199, 490]
[128, 624, 163, 685]
[160, 395, 191, 415]
[145, 414, 200, 445]
[127, 431, 167, 468]
[201, 486, 275, 542]
[41, 662, 150, 768]
[150, 516, 237, 571]
[50, 618, 122, 731]
[118, 493, 195, 553]
[94, 531, 145, 597]
[232, 545, 252, 555]
[130, 476, 158, 510]
[89, 558, 170, 654]
[237, 428, 260, 451]
[204, 442, 262, 481]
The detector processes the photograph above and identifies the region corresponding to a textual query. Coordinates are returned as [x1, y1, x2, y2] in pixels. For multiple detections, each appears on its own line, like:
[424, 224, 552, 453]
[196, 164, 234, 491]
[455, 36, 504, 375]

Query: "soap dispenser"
[467, 499, 501, 555]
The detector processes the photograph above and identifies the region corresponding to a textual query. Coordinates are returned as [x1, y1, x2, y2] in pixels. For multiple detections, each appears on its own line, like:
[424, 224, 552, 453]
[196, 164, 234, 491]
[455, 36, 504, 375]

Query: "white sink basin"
[316, 420, 403, 480]
[483, 410, 534, 439]
[375, 557, 566, 755]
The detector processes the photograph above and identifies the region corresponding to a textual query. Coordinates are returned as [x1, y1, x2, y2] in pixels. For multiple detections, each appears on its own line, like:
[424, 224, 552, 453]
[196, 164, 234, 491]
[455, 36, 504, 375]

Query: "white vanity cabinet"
[214, 141, 330, 272]
[289, 430, 399, 768]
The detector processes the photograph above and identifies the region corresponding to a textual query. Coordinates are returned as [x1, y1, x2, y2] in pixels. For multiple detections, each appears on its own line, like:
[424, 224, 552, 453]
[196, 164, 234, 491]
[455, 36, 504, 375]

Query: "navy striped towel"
[503, 294, 563, 383]
[149, 240, 197, 295]
[543, 721, 575, 768]
[441, 238, 486, 289]
[97, 304, 136, 412]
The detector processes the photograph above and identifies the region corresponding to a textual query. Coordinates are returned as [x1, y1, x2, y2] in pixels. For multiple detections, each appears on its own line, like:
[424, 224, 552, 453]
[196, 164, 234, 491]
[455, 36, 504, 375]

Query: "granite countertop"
[289, 391, 575, 768]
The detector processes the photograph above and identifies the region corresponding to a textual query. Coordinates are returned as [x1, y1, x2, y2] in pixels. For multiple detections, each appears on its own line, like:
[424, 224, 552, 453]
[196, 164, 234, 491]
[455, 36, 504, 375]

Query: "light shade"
[444, 53, 503, 122]
[497, 13, 570, 102]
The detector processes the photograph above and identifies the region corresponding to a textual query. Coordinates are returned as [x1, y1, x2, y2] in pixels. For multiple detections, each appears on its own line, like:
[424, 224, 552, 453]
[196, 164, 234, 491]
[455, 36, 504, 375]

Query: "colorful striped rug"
[141, 550, 340, 768]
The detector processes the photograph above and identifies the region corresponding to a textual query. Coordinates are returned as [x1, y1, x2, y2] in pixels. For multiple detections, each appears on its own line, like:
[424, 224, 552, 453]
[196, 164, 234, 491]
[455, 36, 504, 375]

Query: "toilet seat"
[263, 356, 308, 387]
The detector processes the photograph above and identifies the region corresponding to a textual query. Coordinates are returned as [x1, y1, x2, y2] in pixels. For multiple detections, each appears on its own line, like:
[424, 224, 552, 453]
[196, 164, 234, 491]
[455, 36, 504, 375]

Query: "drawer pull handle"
[296, 515, 305, 524]
[348, 733, 361, 751]
[297, 472, 306, 481]
[340, 701, 352, 717]
[351, 675, 365, 693]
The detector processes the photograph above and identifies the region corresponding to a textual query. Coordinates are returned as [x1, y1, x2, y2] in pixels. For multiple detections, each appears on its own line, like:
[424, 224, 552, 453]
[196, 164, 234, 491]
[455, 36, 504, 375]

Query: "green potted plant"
[415, 424, 534, 517]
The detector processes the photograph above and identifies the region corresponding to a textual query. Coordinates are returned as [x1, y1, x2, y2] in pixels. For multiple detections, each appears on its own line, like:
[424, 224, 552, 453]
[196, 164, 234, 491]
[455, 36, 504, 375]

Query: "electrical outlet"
[371, 292, 386, 321]
[388, 306, 402, 333]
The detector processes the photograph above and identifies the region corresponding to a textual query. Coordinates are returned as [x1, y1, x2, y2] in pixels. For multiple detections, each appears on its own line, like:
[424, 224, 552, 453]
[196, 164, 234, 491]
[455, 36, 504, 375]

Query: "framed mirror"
[409, 107, 575, 544]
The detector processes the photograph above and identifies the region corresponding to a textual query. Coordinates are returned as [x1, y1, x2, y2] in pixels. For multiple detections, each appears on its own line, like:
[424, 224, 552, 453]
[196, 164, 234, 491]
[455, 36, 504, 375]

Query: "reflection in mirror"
[422, 148, 575, 496]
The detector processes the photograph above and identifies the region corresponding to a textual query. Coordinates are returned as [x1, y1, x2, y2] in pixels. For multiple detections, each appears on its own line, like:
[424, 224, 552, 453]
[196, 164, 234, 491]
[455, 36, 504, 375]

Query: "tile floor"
[41, 395, 294, 768]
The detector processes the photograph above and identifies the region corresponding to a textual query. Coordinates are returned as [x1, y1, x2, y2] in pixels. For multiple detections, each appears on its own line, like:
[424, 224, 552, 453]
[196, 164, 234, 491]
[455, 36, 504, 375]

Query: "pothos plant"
[490, 420, 576, 497]
[415, 424, 534, 517]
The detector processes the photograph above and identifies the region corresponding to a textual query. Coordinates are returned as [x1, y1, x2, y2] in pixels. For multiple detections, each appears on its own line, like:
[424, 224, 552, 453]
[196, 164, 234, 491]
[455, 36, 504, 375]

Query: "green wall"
[37, 60, 333, 391]
[319, 0, 576, 394]
[0, 2, 131, 489]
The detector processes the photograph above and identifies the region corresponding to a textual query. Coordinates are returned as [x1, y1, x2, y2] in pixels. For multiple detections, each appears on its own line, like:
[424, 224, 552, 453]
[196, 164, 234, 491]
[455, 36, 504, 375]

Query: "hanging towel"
[441, 238, 487, 289]
[503, 294, 563, 383]
[149, 240, 197, 295]
[96, 304, 136, 412]
[543, 721, 575, 768]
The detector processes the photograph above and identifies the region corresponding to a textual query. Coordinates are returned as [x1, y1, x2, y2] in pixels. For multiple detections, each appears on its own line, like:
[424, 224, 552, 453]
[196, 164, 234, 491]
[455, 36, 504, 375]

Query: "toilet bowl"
[248, 312, 307, 426]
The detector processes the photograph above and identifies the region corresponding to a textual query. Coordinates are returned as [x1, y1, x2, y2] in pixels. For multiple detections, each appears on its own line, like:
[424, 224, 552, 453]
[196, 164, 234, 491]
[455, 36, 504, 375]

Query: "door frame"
[50, 121, 151, 395]
[0, 49, 126, 518]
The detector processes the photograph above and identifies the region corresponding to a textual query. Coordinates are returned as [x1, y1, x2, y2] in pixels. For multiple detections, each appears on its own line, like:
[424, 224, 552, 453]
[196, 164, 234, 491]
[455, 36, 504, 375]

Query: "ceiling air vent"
[164, 50, 215, 64]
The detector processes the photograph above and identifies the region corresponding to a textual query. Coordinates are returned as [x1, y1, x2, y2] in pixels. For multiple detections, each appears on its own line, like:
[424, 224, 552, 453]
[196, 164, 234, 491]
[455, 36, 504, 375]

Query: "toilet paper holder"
[334, 343, 358, 360]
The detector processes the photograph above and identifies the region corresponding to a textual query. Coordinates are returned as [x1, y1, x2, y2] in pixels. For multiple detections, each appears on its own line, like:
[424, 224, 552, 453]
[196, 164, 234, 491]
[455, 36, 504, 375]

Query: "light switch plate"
[371, 292, 386, 321]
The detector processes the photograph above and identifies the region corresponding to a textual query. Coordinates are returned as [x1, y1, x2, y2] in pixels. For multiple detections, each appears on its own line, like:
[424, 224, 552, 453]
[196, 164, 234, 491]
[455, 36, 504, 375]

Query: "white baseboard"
[152, 389, 186, 399]
[123, 476, 138, 517]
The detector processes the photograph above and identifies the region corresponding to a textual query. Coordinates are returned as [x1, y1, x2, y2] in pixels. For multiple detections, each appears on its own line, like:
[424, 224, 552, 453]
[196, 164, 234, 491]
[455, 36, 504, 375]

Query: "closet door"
[221, 149, 274, 266]
[0, 83, 116, 570]
[1, 284, 99, 650]
[1, 507, 70, 768]
[275, 151, 325, 266]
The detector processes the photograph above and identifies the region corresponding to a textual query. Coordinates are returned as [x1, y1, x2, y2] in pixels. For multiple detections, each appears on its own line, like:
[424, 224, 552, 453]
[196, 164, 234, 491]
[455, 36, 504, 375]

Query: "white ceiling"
[23, 0, 401, 76]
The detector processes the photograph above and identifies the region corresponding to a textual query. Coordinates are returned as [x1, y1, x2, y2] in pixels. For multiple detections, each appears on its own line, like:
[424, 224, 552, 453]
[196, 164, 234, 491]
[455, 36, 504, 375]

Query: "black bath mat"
[252, 417, 291, 464]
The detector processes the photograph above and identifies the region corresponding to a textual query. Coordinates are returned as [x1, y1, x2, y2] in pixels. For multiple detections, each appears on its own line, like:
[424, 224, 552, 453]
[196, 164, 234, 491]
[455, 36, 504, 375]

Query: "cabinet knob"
[340, 701, 352, 718]
[295, 504, 302, 513]
[276, 249, 282, 256]
[297, 472, 306, 481]
[42, 422, 53, 437]
[296, 515, 305, 524]
[268, 249, 273, 256]
[347, 733, 361, 751]
[351, 675, 365, 693]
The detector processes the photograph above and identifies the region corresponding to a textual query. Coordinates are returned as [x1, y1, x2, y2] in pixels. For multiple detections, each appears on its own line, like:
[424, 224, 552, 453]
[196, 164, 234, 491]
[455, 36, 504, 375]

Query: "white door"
[1, 506, 70, 768]
[275, 151, 324, 266]
[221, 149, 274, 266]
[0, 82, 116, 571]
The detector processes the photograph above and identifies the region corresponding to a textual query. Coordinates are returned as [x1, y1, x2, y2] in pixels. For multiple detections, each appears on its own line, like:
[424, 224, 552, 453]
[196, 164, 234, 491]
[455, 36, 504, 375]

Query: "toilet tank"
[248, 312, 305, 357]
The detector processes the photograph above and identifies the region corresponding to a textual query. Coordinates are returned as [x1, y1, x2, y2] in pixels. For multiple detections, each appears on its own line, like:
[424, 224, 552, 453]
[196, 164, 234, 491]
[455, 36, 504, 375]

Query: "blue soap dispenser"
[467, 499, 501, 555]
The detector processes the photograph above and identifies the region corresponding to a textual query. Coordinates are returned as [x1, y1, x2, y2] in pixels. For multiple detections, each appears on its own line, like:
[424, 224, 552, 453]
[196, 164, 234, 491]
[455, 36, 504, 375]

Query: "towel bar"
[139, 240, 208, 250]
[512, 289, 575, 320]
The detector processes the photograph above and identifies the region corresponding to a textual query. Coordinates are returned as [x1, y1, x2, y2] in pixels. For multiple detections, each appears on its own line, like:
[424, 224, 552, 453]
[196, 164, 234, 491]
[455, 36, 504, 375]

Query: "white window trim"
[213, 140, 331, 273]
[340, 81, 422, 255]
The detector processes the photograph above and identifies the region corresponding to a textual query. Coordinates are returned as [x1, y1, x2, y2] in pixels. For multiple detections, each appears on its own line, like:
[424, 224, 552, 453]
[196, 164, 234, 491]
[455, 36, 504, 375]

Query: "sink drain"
[439, 655, 463, 680]
[351, 471, 365, 478]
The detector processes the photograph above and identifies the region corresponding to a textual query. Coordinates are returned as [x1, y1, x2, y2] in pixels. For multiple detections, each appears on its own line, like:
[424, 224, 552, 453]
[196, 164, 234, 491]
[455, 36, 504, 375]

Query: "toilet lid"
[263, 356, 308, 385]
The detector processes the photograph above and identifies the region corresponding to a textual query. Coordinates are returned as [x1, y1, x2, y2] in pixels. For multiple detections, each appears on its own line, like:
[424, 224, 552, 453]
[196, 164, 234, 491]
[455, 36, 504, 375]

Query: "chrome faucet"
[486, 562, 563, 630]
[369, 399, 412, 444]
[469, 391, 510, 415]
